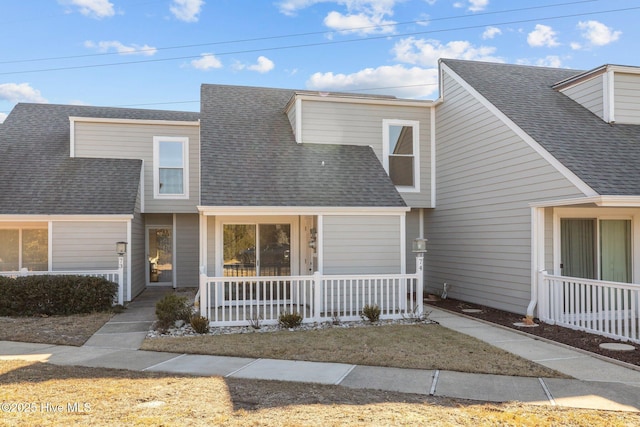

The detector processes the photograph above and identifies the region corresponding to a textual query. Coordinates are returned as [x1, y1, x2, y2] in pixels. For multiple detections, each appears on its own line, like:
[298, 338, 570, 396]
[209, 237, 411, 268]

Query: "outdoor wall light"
[412, 237, 427, 254]
[116, 241, 128, 256]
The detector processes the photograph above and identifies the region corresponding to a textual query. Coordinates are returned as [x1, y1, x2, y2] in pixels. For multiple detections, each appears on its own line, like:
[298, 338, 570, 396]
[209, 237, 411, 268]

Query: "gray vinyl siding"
[300, 99, 432, 207]
[614, 72, 640, 125]
[175, 214, 199, 287]
[561, 75, 604, 119]
[207, 216, 216, 274]
[131, 211, 146, 300]
[425, 71, 585, 314]
[322, 215, 401, 274]
[52, 221, 127, 271]
[405, 209, 421, 274]
[73, 121, 200, 213]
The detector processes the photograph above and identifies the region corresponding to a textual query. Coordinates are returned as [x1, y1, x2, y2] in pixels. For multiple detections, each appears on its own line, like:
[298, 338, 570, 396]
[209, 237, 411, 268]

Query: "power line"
[0, 5, 636, 76]
[0, 0, 602, 65]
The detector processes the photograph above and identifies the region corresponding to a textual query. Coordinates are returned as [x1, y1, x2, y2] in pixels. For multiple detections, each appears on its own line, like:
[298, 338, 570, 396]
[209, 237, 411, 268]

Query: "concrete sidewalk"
[1, 288, 640, 412]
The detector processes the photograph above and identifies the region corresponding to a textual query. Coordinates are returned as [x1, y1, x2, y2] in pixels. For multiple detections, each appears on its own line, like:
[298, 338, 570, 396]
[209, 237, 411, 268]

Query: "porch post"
[117, 256, 124, 306]
[416, 254, 424, 316]
[313, 271, 322, 322]
[199, 271, 208, 318]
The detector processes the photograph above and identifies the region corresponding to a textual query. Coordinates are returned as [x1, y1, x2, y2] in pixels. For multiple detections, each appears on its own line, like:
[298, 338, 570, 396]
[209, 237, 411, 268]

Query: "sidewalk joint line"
[142, 353, 187, 371]
[534, 356, 587, 362]
[225, 358, 262, 378]
[429, 370, 439, 396]
[538, 378, 556, 406]
[334, 365, 357, 385]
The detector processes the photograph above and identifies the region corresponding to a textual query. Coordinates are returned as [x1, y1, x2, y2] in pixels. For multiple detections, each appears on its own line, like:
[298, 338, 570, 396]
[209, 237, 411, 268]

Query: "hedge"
[0, 275, 117, 316]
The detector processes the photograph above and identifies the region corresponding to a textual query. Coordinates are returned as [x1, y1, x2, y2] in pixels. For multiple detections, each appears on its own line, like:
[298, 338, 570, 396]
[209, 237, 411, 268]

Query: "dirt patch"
[426, 298, 640, 367]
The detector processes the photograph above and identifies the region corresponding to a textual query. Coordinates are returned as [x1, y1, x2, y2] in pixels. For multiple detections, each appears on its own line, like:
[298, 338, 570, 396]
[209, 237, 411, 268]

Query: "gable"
[441, 59, 640, 197]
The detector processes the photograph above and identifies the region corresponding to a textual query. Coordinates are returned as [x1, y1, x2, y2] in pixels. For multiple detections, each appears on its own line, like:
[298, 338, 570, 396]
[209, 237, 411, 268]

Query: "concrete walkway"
[2, 288, 640, 412]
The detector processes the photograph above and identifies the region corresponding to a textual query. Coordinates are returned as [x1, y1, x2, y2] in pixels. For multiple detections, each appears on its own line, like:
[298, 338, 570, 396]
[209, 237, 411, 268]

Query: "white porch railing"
[199, 271, 423, 327]
[538, 271, 640, 344]
[0, 269, 125, 305]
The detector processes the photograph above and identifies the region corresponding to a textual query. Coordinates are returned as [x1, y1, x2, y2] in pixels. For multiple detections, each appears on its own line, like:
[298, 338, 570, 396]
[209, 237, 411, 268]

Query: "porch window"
[0, 228, 48, 271]
[153, 136, 189, 199]
[223, 224, 291, 277]
[383, 119, 420, 190]
[560, 218, 631, 282]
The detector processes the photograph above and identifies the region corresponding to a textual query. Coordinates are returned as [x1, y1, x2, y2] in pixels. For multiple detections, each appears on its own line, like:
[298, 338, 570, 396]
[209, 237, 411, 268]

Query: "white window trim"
[153, 136, 189, 200]
[382, 119, 420, 193]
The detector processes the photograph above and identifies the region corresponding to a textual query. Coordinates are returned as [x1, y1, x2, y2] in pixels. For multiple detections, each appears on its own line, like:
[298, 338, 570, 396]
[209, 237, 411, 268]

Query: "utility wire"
[0, 5, 636, 76]
[0, 0, 603, 65]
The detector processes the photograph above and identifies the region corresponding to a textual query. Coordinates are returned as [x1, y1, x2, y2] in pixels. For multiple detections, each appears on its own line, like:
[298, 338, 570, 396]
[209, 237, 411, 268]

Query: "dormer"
[554, 64, 640, 125]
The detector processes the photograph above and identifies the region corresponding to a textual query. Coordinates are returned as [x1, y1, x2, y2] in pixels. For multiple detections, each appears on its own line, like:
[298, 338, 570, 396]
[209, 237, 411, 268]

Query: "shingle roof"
[442, 59, 640, 196]
[199, 84, 406, 207]
[0, 103, 199, 215]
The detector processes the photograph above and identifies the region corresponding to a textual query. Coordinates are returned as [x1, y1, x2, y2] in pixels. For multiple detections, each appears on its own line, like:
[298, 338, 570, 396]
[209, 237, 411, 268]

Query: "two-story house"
[3, 59, 640, 340]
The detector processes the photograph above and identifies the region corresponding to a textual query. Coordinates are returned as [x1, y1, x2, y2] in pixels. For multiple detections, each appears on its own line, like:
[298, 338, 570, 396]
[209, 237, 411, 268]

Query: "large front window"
[561, 218, 632, 283]
[0, 227, 48, 271]
[223, 224, 291, 277]
[383, 120, 419, 190]
[153, 136, 189, 198]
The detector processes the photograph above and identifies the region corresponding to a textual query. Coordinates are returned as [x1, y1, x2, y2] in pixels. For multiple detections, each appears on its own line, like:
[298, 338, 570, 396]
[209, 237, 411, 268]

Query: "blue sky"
[1, 0, 638, 121]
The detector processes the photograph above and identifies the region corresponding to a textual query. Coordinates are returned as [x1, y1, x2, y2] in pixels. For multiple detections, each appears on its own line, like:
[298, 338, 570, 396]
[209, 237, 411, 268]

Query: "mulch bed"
[425, 297, 640, 367]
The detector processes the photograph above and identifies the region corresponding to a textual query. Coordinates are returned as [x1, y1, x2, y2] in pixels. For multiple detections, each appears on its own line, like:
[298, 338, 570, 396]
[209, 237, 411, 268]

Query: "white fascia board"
[69, 116, 200, 126]
[0, 214, 134, 221]
[295, 97, 302, 144]
[69, 118, 75, 158]
[440, 62, 599, 198]
[430, 106, 436, 207]
[293, 93, 434, 108]
[197, 206, 410, 216]
[529, 195, 640, 208]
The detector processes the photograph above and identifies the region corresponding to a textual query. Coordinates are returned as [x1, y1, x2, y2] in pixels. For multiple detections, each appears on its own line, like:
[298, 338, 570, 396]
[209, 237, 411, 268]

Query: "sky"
[1, 0, 639, 122]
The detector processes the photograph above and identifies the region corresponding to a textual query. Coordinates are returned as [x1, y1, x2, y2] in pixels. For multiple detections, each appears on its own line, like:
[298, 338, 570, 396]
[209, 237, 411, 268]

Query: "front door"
[147, 227, 173, 286]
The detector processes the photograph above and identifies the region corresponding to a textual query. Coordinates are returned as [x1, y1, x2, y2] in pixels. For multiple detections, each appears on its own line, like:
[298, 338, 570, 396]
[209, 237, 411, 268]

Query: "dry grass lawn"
[0, 313, 113, 346]
[141, 323, 567, 378]
[1, 360, 637, 426]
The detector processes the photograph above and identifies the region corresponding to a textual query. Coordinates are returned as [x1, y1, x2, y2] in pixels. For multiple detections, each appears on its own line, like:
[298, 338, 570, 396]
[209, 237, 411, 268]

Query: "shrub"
[361, 304, 381, 323]
[155, 293, 192, 330]
[0, 275, 117, 316]
[278, 310, 302, 329]
[190, 315, 210, 334]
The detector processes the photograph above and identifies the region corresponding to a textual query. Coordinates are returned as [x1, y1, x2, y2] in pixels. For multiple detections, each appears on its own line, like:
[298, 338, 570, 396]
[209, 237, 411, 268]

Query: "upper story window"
[153, 136, 189, 199]
[382, 119, 420, 191]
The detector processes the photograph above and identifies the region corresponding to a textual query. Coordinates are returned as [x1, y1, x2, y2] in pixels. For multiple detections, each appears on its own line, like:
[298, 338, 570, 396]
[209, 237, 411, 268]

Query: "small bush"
[190, 315, 210, 334]
[361, 304, 381, 323]
[156, 294, 192, 330]
[0, 275, 117, 316]
[278, 310, 302, 329]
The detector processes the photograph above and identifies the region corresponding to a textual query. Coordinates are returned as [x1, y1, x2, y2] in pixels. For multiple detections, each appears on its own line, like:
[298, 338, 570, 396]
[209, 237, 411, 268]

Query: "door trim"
[145, 225, 174, 287]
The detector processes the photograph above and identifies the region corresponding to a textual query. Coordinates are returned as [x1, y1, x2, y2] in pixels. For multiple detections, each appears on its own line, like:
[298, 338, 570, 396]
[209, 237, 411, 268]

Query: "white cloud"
[527, 24, 559, 48]
[170, 0, 204, 22]
[570, 42, 582, 50]
[306, 64, 439, 99]
[482, 26, 501, 40]
[468, 0, 488, 12]
[577, 20, 621, 46]
[535, 55, 562, 68]
[84, 40, 157, 56]
[0, 113, 7, 124]
[324, 11, 395, 35]
[278, 1, 399, 34]
[392, 37, 502, 68]
[190, 53, 222, 70]
[453, 0, 488, 11]
[233, 56, 276, 73]
[248, 56, 275, 73]
[0, 83, 47, 104]
[60, 0, 115, 19]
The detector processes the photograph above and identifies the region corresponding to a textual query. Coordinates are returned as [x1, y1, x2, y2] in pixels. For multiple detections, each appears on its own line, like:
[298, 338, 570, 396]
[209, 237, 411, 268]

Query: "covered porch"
[530, 197, 640, 343]
[196, 206, 424, 326]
